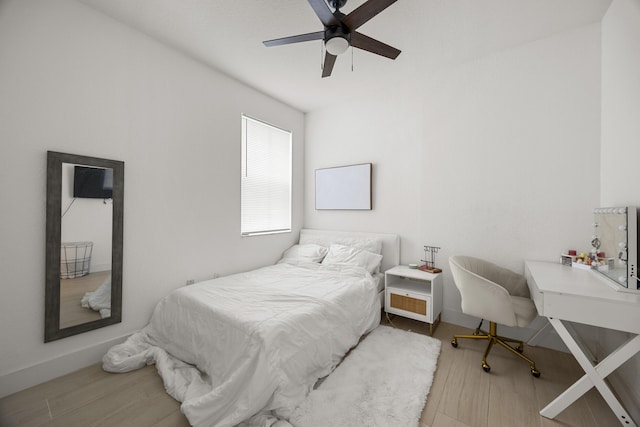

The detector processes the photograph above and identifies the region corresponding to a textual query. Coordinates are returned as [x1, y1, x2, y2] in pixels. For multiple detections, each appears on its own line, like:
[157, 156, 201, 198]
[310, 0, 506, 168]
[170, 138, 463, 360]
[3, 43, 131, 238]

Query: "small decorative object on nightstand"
[385, 265, 443, 335]
[419, 245, 442, 273]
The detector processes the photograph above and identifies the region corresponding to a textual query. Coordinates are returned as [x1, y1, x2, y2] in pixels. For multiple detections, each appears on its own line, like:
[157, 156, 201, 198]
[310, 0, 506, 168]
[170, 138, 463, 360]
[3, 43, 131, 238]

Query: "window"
[241, 115, 292, 236]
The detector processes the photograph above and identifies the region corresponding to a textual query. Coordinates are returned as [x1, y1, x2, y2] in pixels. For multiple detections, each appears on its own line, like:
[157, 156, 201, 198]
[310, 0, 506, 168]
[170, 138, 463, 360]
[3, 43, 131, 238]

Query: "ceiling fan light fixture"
[325, 36, 349, 55]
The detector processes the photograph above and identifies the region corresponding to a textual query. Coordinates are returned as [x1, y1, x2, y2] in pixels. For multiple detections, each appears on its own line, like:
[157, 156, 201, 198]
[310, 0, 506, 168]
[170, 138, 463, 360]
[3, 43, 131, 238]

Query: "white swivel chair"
[449, 255, 540, 377]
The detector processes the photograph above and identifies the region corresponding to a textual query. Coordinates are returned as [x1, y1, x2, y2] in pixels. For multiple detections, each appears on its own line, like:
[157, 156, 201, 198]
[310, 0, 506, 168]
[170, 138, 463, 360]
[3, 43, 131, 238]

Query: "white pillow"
[321, 244, 383, 274]
[299, 235, 382, 255]
[280, 244, 328, 263]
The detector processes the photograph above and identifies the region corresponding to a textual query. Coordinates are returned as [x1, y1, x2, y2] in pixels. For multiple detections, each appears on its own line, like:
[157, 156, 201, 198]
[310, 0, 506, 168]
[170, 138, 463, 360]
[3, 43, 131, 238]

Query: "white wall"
[600, 0, 640, 420]
[601, 0, 640, 205]
[306, 24, 602, 345]
[0, 0, 304, 397]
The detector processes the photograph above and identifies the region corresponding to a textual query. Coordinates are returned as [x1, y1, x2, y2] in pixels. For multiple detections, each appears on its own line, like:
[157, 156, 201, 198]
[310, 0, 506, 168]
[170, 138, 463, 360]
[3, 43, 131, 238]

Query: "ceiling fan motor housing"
[328, 0, 348, 10]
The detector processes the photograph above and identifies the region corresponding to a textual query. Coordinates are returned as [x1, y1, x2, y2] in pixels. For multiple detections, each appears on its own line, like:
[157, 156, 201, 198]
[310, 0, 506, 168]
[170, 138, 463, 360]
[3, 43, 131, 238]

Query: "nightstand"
[385, 265, 443, 334]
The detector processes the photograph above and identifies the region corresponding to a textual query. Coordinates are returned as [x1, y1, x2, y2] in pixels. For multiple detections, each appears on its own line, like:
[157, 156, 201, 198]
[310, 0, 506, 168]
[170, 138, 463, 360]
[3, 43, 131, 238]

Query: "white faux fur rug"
[288, 325, 441, 427]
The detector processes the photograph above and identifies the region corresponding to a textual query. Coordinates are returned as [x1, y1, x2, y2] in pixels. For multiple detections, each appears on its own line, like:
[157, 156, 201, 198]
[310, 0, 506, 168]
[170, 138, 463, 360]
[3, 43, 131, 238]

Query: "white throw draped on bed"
[103, 259, 380, 427]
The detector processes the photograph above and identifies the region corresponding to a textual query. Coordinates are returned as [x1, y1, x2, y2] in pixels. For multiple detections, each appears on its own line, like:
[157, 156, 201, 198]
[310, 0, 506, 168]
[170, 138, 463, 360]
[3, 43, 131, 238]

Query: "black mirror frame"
[45, 151, 124, 342]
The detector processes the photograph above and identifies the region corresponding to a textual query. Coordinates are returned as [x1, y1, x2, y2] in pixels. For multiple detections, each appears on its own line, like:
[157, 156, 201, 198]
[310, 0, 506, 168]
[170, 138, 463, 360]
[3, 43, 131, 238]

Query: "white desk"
[525, 261, 640, 426]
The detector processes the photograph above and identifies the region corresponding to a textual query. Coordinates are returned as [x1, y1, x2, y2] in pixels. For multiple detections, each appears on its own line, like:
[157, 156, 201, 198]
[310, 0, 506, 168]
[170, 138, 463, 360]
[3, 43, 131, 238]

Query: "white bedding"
[103, 259, 380, 427]
[80, 274, 111, 318]
[372, 273, 384, 293]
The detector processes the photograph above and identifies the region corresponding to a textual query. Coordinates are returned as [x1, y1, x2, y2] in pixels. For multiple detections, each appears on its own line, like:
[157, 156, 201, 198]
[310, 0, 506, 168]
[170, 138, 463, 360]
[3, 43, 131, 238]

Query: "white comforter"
[103, 259, 380, 427]
[81, 274, 111, 318]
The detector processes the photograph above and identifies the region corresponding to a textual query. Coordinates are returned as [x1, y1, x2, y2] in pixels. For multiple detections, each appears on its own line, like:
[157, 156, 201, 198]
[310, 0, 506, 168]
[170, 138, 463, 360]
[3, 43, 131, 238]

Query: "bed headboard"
[299, 229, 400, 272]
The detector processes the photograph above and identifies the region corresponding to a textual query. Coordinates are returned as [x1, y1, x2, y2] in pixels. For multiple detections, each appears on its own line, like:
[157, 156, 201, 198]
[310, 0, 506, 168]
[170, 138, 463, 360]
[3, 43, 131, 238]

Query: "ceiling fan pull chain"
[351, 46, 354, 72]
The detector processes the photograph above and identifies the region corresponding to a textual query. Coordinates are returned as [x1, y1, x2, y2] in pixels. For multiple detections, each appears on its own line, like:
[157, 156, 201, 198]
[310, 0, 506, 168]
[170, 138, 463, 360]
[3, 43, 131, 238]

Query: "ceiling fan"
[263, 0, 401, 78]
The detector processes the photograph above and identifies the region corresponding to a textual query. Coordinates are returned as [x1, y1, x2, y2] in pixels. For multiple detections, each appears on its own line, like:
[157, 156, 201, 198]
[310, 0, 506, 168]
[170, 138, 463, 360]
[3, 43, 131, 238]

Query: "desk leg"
[540, 317, 640, 426]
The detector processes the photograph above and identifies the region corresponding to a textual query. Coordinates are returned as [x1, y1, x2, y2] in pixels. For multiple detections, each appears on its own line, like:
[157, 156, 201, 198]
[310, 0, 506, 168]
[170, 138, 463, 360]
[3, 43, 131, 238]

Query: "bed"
[103, 229, 399, 427]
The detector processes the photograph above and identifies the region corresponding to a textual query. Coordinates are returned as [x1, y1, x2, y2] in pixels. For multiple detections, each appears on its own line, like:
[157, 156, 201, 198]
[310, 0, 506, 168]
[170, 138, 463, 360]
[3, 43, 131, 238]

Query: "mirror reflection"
[593, 207, 633, 287]
[45, 151, 124, 342]
[59, 163, 113, 328]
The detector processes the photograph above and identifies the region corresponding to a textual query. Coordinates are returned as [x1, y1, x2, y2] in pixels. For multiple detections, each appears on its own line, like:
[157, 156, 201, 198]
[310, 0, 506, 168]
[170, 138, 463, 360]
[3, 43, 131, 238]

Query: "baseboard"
[0, 334, 130, 399]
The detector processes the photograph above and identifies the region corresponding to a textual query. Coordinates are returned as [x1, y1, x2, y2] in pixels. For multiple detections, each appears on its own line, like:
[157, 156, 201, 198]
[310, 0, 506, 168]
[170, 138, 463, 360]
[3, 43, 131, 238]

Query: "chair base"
[451, 321, 541, 377]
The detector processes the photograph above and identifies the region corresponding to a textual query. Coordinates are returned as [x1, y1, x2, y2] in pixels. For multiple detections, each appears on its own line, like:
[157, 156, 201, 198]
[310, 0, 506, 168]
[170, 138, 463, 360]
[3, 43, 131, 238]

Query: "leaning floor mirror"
[45, 151, 124, 342]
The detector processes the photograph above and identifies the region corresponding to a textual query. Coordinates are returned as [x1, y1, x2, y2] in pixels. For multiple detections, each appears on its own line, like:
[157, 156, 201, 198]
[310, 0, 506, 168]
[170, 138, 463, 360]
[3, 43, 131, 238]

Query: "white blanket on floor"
[81, 274, 111, 318]
[103, 260, 380, 427]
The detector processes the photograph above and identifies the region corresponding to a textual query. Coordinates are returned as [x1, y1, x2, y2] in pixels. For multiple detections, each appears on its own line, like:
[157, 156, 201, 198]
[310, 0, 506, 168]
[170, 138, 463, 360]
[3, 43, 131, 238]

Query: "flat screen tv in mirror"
[315, 163, 372, 210]
[592, 206, 639, 292]
[73, 166, 114, 199]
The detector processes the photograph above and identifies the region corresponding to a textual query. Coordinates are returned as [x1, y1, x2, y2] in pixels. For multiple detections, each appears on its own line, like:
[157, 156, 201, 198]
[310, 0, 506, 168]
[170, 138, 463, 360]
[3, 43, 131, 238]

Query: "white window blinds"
[241, 115, 292, 236]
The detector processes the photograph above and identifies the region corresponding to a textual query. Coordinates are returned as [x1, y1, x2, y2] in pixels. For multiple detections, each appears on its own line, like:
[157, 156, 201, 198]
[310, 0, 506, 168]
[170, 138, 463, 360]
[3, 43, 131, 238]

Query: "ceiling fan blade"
[263, 31, 324, 47]
[342, 0, 398, 31]
[351, 32, 401, 59]
[307, 0, 338, 27]
[322, 52, 337, 78]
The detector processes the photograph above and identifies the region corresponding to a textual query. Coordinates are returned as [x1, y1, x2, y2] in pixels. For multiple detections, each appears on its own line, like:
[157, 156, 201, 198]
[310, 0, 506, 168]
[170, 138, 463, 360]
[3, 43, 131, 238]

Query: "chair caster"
[451, 338, 458, 348]
[482, 362, 491, 373]
[531, 368, 541, 378]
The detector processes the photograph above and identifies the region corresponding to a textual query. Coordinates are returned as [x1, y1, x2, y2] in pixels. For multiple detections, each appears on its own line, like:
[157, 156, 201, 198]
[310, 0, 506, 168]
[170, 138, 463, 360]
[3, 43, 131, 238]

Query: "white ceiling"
[79, 0, 612, 112]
